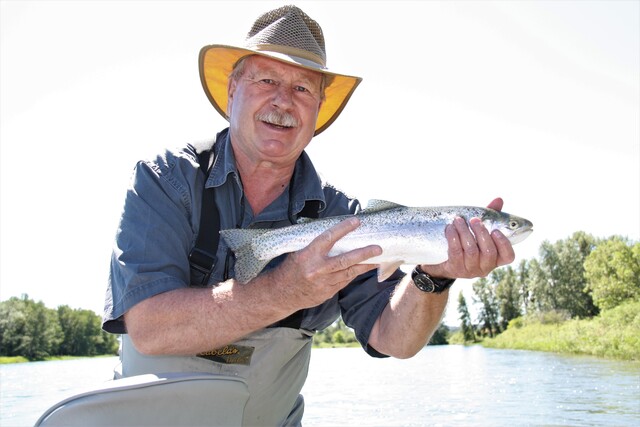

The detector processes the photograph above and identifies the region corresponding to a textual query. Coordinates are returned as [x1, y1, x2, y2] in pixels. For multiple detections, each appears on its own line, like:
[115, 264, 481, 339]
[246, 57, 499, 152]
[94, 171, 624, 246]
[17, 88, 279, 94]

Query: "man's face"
[227, 55, 323, 166]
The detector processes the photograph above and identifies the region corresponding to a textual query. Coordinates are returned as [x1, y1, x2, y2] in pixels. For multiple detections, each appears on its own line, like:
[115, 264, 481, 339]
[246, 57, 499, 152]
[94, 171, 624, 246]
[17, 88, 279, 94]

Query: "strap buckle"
[188, 248, 217, 287]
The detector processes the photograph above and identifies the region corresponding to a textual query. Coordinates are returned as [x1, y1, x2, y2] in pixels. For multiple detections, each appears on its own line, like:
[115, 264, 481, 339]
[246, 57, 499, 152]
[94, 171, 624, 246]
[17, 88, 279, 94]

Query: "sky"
[1, 0, 639, 327]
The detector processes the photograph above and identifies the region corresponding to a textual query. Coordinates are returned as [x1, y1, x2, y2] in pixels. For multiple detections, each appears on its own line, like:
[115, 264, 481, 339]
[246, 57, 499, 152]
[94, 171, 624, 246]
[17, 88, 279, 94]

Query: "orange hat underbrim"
[199, 44, 362, 136]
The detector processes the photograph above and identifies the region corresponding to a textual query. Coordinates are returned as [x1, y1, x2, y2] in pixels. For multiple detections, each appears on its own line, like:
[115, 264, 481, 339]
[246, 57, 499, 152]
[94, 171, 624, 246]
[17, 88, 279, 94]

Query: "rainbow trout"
[220, 200, 534, 283]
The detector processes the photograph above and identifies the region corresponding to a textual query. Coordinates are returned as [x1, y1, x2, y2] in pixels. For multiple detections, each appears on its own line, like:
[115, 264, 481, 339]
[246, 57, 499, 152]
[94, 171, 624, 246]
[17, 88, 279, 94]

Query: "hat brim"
[199, 44, 362, 136]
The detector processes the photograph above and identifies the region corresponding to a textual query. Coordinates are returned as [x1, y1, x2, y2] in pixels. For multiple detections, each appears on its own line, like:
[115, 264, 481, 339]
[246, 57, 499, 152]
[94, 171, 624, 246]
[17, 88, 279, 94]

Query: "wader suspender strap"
[188, 141, 321, 329]
[188, 148, 219, 287]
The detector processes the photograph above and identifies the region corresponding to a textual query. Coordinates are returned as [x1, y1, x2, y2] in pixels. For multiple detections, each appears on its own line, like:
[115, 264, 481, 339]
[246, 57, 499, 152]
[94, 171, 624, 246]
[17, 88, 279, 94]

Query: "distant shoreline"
[0, 346, 360, 364]
[0, 355, 117, 365]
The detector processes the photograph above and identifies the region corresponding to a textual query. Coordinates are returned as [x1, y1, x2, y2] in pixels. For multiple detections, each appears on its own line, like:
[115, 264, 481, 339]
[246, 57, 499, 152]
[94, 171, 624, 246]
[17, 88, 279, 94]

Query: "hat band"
[250, 44, 326, 68]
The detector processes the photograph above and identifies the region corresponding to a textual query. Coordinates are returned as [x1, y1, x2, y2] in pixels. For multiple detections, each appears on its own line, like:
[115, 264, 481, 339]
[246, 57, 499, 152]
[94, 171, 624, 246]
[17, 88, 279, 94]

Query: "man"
[103, 5, 515, 425]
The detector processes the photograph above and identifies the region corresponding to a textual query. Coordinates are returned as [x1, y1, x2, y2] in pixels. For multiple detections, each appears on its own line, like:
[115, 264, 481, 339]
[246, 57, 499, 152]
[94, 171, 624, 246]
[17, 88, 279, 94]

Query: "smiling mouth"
[266, 122, 292, 129]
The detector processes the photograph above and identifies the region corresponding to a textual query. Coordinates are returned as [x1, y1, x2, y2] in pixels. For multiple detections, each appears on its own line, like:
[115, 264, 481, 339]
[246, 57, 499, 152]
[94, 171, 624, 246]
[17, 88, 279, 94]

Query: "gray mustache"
[255, 110, 299, 128]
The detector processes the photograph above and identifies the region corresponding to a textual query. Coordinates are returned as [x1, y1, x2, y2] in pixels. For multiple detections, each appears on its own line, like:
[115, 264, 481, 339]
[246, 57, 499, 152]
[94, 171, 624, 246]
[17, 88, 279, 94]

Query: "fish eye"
[509, 220, 519, 229]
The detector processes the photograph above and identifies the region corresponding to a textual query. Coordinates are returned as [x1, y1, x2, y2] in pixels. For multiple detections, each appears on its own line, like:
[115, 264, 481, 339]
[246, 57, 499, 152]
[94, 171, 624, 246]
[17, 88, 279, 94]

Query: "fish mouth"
[509, 226, 534, 245]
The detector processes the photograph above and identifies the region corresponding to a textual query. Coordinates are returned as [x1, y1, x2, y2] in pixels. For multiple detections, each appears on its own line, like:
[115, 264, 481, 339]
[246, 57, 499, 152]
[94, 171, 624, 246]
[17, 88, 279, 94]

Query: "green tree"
[58, 306, 118, 356]
[58, 305, 83, 355]
[1, 296, 119, 359]
[332, 330, 346, 344]
[516, 260, 533, 315]
[0, 297, 29, 356]
[313, 317, 356, 346]
[428, 323, 449, 345]
[584, 238, 640, 310]
[493, 267, 522, 330]
[0, 295, 62, 360]
[29, 300, 63, 359]
[313, 328, 332, 346]
[529, 232, 599, 318]
[457, 291, 475, 342]
[96, 329, 120, 356]
[472, 278, 500, 337]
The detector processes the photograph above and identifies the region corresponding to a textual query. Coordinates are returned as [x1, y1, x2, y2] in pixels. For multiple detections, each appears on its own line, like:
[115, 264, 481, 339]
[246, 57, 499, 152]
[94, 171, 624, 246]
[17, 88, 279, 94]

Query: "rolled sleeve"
[103, 148, 202, 333]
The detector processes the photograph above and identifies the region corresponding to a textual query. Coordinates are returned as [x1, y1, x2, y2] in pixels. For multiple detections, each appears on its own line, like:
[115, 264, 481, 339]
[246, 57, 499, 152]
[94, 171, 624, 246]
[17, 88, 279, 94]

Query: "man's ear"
[227, 78, 237, 116]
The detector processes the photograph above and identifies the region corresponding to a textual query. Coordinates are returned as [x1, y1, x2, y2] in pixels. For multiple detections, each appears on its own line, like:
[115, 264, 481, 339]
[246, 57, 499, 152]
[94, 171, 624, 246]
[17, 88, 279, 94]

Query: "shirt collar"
[205, 128, 326, 217]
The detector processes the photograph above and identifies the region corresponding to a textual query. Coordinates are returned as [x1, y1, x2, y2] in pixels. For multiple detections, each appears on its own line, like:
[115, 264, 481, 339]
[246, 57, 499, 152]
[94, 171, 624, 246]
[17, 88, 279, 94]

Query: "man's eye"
[260, 79, 275, 85]
[294, 86, 309, 93]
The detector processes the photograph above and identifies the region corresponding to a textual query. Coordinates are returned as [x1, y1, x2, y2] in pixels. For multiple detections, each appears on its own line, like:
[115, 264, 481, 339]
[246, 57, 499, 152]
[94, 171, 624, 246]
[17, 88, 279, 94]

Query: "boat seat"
[34, 372, 249, 427]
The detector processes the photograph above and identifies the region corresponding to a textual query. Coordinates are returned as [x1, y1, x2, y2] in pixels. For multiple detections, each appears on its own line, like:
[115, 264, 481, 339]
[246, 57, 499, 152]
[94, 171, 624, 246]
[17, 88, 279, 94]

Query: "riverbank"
[458, 301, 640, 361]
[0, 356, 29, 364]
[0, 354, 116, 365]
[6, 301, 638, 363]
[313, 341, 360, 349]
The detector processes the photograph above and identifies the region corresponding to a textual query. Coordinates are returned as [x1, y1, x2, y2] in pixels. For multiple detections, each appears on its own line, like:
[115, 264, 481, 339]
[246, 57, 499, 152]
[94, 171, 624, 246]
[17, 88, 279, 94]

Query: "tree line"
[313, 316, 449, 348]
[0, 295, 119, 360]
[456, 232, 640, 342]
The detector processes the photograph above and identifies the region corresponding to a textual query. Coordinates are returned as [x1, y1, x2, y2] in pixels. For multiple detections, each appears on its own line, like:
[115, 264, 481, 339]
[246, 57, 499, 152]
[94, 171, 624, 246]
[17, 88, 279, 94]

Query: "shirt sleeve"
[103, 149, 202, 333]
[339, 269, 404, 358]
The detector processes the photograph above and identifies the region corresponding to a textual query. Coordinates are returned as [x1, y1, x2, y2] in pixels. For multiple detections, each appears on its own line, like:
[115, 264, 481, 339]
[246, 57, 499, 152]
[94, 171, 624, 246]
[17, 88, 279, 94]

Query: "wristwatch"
[411, 265, 455, 294]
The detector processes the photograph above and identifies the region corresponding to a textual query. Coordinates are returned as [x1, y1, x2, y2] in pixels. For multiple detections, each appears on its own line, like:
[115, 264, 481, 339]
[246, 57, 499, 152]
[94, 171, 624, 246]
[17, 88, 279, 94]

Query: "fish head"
[482, 209, 534, 245]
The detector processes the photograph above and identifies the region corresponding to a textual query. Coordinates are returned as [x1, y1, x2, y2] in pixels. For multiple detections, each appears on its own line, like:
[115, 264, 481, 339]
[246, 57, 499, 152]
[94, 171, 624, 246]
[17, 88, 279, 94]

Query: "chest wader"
[119, 328, 312, 426]
[117, 140, 322, 426]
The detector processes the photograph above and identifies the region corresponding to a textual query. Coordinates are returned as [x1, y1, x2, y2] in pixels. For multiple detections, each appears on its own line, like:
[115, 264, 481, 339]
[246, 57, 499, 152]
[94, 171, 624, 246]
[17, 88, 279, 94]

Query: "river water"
[1, 346, 638, 426]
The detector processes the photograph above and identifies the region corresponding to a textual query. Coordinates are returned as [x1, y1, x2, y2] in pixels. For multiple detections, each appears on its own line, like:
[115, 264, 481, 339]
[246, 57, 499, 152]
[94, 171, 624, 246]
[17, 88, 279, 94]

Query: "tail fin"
[219, 229, 271, 283]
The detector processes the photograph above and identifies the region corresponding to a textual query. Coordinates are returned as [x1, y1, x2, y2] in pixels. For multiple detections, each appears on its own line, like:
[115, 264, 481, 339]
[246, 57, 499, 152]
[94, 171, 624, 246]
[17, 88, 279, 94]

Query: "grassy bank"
[0, 356, 29, 364]
[480, 301, 640, 361]
[0, 354, 116, 365]
[313, 341, 360, 349]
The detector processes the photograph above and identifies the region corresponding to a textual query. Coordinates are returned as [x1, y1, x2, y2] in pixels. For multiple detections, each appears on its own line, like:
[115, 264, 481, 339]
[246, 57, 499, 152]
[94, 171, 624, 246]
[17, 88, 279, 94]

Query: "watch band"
[411, 265, 455, 294]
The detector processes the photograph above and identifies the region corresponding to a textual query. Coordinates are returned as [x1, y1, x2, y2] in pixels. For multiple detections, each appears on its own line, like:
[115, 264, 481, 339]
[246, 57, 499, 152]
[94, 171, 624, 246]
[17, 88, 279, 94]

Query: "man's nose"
[271, 84, 294, 109]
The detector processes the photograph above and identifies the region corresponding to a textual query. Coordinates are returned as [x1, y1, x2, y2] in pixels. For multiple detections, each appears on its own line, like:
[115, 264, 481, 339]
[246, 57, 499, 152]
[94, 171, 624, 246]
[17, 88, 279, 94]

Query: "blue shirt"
[103, 129, 402, 356]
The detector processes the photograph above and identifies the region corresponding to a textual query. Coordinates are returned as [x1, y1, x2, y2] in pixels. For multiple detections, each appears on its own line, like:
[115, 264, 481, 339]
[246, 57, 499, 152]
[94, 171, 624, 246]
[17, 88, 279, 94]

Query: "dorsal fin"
[364, 199, 406, 213]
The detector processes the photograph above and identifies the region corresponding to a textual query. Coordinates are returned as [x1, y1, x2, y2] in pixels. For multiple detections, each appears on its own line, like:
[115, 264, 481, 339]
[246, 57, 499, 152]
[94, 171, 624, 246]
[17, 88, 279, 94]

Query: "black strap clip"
[188, 247, 217, 287]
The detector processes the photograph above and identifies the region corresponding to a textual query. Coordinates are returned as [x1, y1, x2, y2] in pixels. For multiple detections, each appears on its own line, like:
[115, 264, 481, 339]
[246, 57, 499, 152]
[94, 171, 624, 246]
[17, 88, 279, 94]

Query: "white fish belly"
[327, 224, 450, 265]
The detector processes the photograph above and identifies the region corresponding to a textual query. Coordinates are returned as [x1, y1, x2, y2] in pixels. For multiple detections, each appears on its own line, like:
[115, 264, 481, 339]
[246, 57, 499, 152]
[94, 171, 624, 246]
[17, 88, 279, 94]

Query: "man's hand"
[268, 217, 381, 309]
[421, 197, 515, 279]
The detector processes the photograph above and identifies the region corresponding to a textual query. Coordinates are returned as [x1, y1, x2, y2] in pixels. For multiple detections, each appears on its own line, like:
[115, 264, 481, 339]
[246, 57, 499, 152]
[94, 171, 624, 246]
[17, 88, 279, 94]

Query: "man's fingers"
[444, 222, 464, 272]
[453, 217, 480, 272]
[492, 230, 516, 266]
[425, 204, 517, 279]
[314, 217, 360, 251]
[469, 217, 498, 273]
[329, 245, 381, 272]
[332, 262, 379, 285]
[301, 217, 382, 280]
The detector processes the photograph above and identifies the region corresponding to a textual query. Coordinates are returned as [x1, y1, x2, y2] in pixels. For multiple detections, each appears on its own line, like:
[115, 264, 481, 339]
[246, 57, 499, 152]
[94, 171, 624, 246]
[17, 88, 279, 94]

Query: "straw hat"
[199, 5, 362, 135]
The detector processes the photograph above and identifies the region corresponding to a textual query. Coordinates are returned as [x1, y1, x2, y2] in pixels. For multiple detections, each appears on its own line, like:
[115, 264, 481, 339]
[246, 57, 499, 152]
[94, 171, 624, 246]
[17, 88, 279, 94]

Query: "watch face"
[415, 274, 436, 293]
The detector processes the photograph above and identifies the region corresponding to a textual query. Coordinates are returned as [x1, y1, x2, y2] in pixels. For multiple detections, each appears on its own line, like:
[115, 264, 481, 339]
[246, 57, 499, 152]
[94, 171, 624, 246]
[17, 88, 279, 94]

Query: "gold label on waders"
[197, 345, 255, 365]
